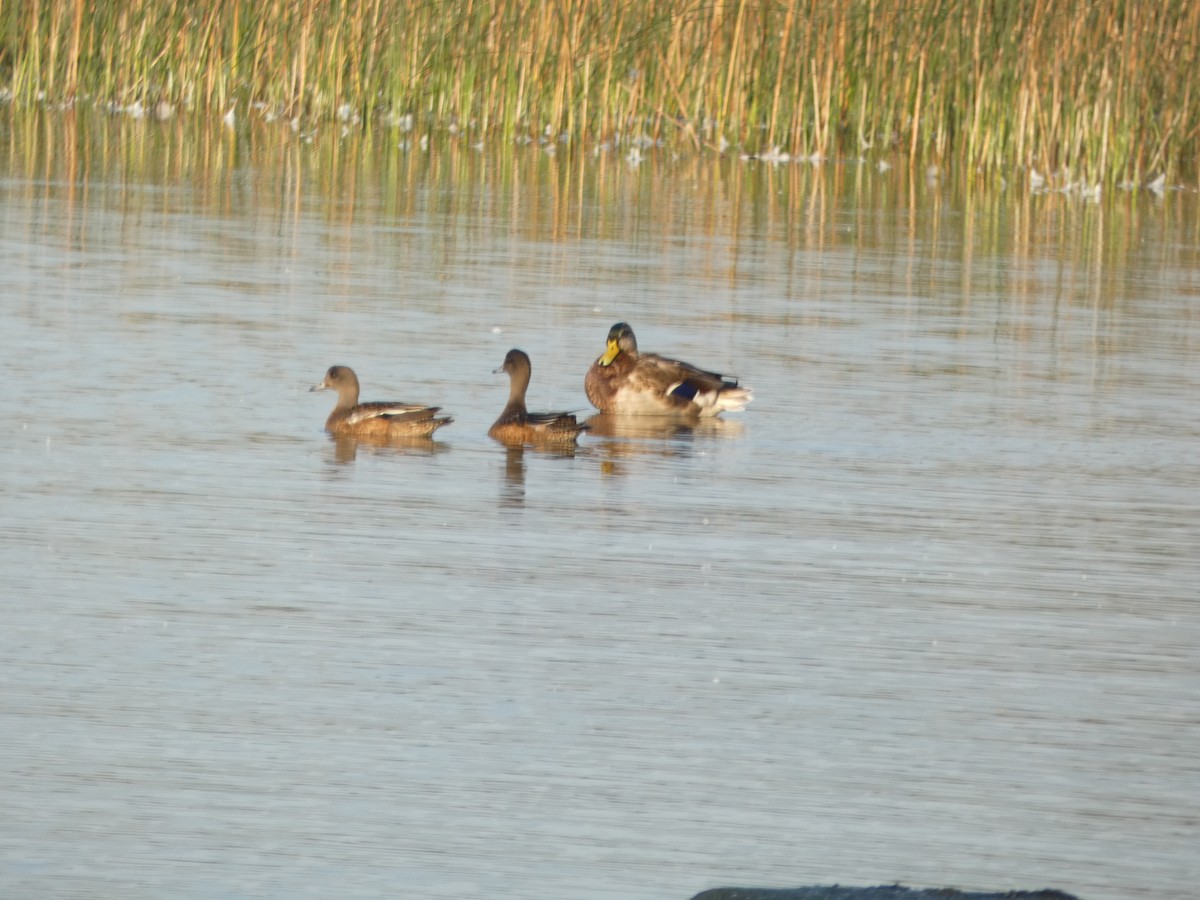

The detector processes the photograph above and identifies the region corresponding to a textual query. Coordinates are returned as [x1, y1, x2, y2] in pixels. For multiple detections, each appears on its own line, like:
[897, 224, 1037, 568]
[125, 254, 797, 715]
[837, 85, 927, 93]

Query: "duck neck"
[503, 368, 530, 417]
[334, 382, 360, 412]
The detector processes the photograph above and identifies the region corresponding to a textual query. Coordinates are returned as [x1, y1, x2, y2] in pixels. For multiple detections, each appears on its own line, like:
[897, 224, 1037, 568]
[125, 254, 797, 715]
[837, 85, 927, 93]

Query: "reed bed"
[2, 0, 1197, 186]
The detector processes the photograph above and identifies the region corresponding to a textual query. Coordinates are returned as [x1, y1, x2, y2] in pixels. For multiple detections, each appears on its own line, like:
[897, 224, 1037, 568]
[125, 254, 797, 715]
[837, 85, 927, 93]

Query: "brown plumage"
[310, 365, 452, 438]
[489, 349, 589, 446]
[584, 322, 753, 417]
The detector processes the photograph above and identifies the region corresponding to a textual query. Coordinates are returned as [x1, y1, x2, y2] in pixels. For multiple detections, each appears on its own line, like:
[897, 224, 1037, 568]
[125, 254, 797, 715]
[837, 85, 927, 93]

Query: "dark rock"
[691, 886, 1081, 900]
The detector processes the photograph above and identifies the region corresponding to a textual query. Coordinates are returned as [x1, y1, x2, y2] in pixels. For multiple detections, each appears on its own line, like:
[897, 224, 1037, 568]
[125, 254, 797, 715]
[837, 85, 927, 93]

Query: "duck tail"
[710, 384, 753, 415]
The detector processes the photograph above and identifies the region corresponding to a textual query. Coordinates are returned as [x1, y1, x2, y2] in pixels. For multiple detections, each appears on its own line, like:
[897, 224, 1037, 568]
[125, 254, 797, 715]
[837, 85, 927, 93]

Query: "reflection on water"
[500, 445, 528, 507]
[496, 444, 588, 510]
[584, 413, 738, 440]
[324, 433, 451, 465]
[584, 413, 748, 476]
[1, 109, 1198, 900]
[588, 413, 746, 443]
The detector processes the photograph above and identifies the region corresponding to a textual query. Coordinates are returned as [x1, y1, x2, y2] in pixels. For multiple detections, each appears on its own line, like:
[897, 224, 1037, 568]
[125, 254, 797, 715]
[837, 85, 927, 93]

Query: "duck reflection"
[584, 413, 745, 471]
[584, 413, 700, 440]
[497, 441, 587, 508]
[499, 445, 527, 507]
[325, 432, 449, 465]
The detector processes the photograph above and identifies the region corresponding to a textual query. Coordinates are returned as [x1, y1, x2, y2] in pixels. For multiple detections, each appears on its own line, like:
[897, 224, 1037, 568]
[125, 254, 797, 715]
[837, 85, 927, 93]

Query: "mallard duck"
[584, 322, 752, 416]
[310, 365, 452, 438]
[489, 349, 589, 446]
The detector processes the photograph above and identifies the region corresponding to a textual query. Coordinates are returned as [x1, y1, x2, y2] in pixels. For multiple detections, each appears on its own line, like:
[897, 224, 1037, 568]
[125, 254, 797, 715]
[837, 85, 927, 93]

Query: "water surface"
[1, 113, 1198, 899]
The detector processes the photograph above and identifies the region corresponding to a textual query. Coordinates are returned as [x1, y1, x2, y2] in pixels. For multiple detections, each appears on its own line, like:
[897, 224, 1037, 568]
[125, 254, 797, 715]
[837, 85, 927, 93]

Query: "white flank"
[346, 405, 423, 425]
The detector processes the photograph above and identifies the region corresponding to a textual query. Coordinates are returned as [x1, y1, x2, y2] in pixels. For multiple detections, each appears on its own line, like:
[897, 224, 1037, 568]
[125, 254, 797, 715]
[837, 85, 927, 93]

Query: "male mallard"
[584, 322, 752, 416]
[489, 349, 589, 446]
[311, 365, 453, 438]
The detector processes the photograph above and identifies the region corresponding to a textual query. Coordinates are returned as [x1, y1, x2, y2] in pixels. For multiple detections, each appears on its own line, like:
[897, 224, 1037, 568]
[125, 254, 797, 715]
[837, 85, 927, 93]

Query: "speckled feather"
[584, 322, 752, 416]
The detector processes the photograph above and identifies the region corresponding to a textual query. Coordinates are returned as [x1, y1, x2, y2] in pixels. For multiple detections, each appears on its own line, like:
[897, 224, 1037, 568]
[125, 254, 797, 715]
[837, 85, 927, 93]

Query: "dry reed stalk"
[2, 0, 1197, 185]
[765, 2, 794, 149]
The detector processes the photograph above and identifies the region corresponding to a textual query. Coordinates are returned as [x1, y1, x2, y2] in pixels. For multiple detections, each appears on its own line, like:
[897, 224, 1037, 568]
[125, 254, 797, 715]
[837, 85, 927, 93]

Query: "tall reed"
[2, 0, 1196, 185]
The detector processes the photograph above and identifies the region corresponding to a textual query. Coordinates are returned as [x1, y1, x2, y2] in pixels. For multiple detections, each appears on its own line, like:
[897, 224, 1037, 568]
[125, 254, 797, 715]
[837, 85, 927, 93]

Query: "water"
[1, 115, 1198, 900]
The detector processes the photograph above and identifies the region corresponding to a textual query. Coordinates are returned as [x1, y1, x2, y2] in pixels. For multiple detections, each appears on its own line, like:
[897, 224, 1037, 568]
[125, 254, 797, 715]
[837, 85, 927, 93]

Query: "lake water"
[1, 112, 1198, 900]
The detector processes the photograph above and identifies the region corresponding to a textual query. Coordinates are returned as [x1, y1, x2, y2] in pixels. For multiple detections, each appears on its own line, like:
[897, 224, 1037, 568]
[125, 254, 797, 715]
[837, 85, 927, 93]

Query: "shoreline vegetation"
[1, 0, 1197, 191]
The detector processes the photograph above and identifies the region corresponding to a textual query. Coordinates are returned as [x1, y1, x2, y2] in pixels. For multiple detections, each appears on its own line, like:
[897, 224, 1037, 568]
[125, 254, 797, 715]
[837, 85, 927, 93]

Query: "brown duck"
[489, 349, 589, 446]
[311, 365, 452, 438]
[584, 322, 752, 416]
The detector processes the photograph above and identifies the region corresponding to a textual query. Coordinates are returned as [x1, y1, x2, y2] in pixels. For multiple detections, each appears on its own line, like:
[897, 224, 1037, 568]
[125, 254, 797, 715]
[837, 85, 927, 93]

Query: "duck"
[489, 349, 589, 446]
[310, 365, 452, 438]
[584, 322, 753, 416]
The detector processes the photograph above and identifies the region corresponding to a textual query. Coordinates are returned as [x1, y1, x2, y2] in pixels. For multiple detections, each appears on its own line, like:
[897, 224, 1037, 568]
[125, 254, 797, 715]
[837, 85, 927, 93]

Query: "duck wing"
[345, 402, 443, 426]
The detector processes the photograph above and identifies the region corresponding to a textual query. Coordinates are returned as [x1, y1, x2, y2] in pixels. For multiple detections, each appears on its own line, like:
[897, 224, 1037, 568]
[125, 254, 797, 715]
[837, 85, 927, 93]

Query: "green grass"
[2, 0, 1196, 187]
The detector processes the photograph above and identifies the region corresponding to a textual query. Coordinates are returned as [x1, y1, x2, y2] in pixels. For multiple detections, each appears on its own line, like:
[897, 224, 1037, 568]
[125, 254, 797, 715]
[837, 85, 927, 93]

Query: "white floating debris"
[1147, 173, 1166, 196]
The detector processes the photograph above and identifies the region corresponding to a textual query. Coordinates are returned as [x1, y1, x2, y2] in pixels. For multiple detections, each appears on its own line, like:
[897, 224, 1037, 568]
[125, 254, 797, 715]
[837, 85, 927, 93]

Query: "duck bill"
[599, 339, 620, 367]
[309, 382, 329, 392]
